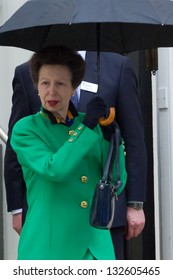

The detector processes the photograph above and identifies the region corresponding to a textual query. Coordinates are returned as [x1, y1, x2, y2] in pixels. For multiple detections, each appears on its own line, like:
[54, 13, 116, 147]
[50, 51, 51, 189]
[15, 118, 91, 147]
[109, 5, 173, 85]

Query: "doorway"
[0, 144, 4, 259]
[127, 50, 155, 260]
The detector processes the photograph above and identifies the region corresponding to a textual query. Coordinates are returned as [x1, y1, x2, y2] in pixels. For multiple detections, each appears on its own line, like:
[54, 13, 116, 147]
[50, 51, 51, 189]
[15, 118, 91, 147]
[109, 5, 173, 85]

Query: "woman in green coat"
[11, 46, 127, 260]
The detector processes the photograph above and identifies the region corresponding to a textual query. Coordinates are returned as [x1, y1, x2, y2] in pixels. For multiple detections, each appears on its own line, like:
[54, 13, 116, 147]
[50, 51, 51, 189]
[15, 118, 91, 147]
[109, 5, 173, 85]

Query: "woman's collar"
[40, 101, 78, 126]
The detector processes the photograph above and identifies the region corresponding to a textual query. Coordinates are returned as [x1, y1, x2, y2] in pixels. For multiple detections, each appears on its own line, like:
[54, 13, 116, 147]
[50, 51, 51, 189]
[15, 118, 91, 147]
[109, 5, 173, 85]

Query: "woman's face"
[38, 64, 75, 119]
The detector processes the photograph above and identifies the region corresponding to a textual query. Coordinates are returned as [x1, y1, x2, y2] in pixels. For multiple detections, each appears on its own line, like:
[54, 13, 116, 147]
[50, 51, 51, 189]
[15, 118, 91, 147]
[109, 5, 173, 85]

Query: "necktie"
[71, 92, 79, 109]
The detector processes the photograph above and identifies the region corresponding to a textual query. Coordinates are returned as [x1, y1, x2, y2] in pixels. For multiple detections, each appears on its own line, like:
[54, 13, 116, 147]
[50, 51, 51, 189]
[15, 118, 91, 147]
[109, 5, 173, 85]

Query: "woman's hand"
[82, 96, 107, 129]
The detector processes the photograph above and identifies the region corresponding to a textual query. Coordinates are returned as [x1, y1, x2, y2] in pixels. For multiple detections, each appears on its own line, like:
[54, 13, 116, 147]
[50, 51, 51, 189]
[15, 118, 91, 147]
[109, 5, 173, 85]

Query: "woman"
[11, 46, 127, 260]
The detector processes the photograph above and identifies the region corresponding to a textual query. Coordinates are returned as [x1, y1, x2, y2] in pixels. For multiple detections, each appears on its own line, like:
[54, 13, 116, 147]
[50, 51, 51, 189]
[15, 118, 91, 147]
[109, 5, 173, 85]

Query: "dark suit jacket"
[4, 51, 147, 227]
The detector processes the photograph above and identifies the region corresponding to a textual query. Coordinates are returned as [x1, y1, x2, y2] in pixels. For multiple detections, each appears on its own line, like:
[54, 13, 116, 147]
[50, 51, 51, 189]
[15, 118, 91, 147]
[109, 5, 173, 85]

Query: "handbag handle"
[102, 134, 114, 181]
[102, 121, 122, 192]
[109, 123, 122, 192]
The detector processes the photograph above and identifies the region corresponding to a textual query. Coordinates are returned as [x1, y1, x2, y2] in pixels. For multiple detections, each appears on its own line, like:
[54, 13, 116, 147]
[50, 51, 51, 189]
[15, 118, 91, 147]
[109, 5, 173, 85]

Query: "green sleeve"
[11, 119, 100, 182]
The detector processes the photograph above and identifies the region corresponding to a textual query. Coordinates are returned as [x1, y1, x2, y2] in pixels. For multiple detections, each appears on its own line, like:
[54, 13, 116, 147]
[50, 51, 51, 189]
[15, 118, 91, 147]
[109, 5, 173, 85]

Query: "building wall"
[156, 48, 173, 259]
[0, 0, 32, 259]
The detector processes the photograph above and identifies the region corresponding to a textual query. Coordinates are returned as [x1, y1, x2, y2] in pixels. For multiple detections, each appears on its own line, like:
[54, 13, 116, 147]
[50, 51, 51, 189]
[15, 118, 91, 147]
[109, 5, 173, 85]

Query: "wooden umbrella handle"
[99, 107, 115, 126]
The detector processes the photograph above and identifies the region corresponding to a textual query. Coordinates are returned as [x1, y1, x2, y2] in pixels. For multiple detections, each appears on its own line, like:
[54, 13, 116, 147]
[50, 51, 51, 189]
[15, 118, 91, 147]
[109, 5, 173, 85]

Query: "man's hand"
[12, 213, 22, 235]
[125, 207, 145, 240]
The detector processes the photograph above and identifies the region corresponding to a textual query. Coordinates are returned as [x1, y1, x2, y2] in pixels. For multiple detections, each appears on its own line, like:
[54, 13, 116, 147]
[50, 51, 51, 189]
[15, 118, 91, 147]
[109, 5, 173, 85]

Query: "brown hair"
[30, 46, 86, 89]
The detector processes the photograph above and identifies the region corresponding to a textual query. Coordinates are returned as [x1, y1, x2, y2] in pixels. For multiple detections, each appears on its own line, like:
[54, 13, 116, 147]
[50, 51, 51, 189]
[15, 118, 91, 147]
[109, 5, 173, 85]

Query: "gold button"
[81, 176, 88, 183]
[80, 201, 88, 208]
[73, 132, 78, 136]
[69, 130, 74, 136]
[78, 126, 83, 131]
[69, 138, 73, 142]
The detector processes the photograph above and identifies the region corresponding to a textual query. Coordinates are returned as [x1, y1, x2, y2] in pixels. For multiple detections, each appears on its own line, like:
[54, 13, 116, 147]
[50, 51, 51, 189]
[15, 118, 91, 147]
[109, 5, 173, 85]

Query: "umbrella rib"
[148, 0, 164, 24]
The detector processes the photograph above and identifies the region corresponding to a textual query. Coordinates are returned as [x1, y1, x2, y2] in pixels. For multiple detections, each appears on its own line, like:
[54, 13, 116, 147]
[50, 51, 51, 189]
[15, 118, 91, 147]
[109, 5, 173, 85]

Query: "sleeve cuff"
[11, 208, 23, 215]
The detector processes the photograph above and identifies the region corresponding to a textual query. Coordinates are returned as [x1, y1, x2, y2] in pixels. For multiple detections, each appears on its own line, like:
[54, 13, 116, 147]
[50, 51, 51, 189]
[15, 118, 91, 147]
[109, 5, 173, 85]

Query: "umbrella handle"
[99, 107, 115, 126]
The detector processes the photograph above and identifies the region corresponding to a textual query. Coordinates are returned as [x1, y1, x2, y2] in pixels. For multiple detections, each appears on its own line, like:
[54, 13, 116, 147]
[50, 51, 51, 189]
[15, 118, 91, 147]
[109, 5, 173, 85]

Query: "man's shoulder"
[87, 50, 129, 61]
[15, 61, 30, 74]
[86, 51, 130, 70]
[102, 52, 131, 65]
[14, 60, 36, 93]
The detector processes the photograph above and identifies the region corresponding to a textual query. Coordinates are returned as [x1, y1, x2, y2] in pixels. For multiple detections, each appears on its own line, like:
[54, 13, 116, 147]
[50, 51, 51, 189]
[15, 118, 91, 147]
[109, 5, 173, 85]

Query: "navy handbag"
[90, 122, 125, 229]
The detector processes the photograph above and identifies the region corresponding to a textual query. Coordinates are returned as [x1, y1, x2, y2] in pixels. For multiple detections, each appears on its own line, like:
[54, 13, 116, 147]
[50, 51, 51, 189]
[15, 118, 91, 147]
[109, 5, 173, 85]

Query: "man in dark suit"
[4, 51, 147, 259]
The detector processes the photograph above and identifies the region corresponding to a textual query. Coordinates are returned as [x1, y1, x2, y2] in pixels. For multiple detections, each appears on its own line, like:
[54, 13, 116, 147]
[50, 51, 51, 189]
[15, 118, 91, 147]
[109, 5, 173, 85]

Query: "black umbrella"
[0, 0, 173, 54]
[1, 0, 173, 125]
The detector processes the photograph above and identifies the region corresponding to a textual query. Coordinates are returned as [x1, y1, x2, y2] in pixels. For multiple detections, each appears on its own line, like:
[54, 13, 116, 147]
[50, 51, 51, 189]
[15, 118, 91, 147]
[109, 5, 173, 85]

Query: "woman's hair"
[30, 46, 86, 89]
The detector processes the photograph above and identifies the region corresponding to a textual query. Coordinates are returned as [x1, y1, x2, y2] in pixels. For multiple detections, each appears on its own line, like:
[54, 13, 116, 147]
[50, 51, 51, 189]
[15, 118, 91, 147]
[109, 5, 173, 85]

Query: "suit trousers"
[110, 227, 126, 260]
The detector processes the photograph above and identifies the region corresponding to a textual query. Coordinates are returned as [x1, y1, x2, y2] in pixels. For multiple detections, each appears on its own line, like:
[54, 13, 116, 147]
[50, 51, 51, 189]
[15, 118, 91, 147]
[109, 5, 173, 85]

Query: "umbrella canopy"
[0, 0, 173, 54]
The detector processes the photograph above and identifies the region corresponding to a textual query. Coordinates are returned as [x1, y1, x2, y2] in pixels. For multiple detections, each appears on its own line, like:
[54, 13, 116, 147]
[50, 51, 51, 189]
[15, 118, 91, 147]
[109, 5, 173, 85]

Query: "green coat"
[11, 111, 127, 260]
